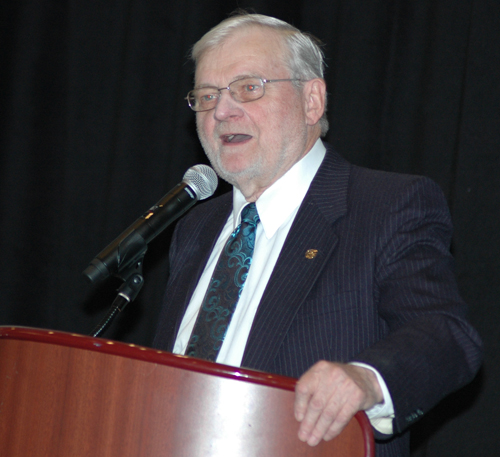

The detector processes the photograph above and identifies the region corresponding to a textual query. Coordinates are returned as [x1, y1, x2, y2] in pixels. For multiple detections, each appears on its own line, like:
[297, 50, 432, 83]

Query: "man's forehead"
[195, 27, 287, 82]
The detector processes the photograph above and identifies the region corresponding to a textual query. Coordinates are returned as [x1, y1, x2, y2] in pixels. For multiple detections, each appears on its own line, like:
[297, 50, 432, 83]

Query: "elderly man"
[153, 13, 482, 456]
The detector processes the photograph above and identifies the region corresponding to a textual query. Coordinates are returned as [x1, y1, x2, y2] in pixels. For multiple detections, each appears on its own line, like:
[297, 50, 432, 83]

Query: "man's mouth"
[221, 134, 253, 144]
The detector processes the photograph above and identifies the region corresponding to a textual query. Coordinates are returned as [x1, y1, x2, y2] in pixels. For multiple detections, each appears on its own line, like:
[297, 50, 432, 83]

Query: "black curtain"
[1, 1, 498, 455]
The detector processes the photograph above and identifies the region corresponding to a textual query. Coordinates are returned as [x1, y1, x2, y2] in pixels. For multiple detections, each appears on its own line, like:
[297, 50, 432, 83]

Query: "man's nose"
[213, 89, 243, 120]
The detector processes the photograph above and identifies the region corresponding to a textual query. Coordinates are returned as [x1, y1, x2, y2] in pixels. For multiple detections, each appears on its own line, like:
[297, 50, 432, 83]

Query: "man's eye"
[200, 93, 217, 102]
[244, 84, 259, 92]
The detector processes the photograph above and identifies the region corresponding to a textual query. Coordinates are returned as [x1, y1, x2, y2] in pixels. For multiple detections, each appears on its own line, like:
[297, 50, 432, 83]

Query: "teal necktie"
[185, 203, 260, 361]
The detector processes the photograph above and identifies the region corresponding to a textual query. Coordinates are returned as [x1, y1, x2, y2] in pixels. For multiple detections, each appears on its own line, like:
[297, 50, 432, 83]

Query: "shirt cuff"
[349, 362, 395, 435]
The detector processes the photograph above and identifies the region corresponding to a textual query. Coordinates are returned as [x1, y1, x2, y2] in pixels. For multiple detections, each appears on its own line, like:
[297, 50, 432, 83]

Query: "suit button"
[405, 409, 424, 423]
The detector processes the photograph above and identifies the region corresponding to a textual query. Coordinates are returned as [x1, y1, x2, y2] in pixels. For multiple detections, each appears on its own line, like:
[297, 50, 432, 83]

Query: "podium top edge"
[0, 326, 297, 391]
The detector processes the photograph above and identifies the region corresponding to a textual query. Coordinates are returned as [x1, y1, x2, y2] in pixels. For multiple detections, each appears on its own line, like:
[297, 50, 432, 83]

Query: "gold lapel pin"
[305, 249, 318, 259]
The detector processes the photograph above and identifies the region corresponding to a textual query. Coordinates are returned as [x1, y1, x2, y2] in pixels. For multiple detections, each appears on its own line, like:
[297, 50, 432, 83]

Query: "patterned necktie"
[185, 202, 260, 361]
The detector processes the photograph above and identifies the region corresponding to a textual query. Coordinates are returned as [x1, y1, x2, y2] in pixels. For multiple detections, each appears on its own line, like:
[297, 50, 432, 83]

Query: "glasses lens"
[229, 78, 264, 102]
[188, 88, 219, 111]
[187, 78, 266, 111]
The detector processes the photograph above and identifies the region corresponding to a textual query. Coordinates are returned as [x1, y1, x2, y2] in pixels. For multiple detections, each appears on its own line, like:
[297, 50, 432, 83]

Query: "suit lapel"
[242, 148, 351, 371]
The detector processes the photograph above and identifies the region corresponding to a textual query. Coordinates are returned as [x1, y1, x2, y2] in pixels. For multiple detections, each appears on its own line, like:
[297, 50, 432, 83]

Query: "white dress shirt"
[173, 139, 394, 433]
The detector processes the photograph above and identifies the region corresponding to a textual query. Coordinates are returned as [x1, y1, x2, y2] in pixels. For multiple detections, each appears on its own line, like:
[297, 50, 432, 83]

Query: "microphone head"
[183, 164, 218, 200]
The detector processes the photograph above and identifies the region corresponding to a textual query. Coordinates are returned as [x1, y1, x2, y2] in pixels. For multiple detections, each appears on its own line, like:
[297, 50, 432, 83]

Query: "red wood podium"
[0, 326, 374, 457]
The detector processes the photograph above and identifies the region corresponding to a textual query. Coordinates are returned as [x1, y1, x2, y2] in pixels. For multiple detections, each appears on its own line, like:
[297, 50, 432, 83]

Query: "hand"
[294, 361, 383, 446]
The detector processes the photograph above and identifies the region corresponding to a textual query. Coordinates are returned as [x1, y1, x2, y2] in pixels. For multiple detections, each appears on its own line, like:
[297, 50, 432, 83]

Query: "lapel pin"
[305, 249, 318, 259]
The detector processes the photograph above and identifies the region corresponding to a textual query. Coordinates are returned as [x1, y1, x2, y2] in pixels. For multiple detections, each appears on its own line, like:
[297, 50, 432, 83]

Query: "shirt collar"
[232, 138, 326, 237]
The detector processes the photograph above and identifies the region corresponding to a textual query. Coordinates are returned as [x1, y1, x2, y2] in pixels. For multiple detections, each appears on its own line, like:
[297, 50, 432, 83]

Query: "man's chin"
[204, 147, 261, 187]
[214, 167, 247, 186]
[212, 162, 258, 188]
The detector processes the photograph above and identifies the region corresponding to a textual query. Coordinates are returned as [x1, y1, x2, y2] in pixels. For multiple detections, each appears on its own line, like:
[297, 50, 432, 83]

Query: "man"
[153, 13, 482, 456]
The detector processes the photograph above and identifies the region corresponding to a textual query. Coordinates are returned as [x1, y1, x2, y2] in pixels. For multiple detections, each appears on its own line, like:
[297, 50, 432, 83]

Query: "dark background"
[1, 1, 498, 455]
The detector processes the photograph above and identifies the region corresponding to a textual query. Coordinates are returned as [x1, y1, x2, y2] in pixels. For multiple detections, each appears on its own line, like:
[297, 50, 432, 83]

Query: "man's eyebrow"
[193, 83, 219, 90]
[194, 74, 262, 89]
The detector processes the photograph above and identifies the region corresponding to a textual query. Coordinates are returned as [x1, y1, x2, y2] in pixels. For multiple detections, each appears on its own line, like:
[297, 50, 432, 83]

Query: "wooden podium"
[0, 326, 374, 457]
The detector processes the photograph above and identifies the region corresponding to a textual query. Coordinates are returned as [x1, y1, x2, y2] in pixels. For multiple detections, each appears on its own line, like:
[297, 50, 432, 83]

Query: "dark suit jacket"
[153, 145, 482, 457]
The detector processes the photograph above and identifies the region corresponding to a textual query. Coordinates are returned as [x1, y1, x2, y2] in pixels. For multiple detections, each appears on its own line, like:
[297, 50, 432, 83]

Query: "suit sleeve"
[352, 176, 482, 435]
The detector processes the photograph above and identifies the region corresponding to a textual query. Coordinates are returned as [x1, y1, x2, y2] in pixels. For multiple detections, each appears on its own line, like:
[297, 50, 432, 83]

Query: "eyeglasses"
[186, 77, 302, 112]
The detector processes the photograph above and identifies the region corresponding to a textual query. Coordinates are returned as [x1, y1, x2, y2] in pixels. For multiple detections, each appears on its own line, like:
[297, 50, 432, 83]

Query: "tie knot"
[241, 202, 259, 226]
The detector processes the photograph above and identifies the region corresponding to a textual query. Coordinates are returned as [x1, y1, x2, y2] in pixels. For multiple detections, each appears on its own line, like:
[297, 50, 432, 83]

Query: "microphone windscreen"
[183, 165, 218, 200]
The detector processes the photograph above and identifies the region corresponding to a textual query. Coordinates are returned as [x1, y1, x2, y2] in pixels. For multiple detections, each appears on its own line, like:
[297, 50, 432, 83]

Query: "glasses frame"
[186, 77, 303, 112]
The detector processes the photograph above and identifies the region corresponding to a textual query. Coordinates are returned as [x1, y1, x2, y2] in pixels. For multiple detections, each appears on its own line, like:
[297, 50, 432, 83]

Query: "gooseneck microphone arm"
[85, 164, 218, 338]
[89, 264, 145, 338]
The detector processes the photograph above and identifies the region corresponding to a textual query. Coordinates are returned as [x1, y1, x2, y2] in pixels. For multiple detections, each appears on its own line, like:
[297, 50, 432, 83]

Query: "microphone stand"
[89, 255, 145, 338]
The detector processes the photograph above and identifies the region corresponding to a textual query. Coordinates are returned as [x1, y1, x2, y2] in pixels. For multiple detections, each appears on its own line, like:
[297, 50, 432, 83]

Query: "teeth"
[223, 133, 252, 143]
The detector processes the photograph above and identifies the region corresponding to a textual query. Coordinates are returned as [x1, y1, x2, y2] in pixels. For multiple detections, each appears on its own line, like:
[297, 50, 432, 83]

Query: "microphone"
[83, 164, 218, 283]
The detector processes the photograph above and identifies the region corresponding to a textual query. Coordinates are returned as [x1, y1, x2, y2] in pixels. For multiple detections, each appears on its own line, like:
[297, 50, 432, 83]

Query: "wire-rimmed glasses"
[186, 77, 302, 112]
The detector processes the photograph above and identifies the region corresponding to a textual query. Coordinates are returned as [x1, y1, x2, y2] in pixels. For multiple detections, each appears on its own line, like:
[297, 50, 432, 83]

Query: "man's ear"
[303, 78, 326, 126]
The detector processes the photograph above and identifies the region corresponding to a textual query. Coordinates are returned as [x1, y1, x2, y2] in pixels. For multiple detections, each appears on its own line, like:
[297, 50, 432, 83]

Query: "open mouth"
[221, 134, 253, 144]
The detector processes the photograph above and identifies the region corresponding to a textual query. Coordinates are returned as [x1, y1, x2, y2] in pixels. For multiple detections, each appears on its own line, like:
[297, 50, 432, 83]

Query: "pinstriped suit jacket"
[153, 145, 482, 457]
